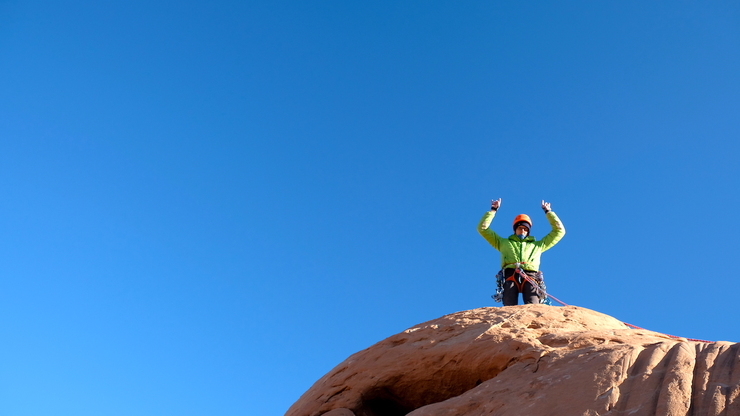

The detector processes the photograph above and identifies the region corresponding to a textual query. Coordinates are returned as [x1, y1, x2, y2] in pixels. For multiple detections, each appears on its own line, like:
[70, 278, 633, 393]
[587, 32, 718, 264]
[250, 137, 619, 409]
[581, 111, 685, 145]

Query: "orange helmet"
[512, 214, 532, 231]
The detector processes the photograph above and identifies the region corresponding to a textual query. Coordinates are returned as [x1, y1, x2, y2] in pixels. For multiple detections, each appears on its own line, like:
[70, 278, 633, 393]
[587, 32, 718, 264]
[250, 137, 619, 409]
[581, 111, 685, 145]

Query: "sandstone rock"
[320, 409, 355, 416]
[286, 305, 738, 416]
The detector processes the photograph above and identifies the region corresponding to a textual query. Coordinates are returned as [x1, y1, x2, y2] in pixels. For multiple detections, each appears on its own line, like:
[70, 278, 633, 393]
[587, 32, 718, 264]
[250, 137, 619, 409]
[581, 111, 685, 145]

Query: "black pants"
[502, 269, 540, 306]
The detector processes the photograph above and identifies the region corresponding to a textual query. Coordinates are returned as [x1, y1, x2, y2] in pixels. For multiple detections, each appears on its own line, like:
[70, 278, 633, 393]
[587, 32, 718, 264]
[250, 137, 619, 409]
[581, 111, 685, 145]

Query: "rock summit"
[287, 305, 738, 416]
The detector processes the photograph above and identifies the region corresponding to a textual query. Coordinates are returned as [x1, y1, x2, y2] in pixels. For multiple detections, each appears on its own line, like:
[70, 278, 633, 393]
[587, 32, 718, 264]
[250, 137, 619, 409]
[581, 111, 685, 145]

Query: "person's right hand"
[491, 198, 502, 211]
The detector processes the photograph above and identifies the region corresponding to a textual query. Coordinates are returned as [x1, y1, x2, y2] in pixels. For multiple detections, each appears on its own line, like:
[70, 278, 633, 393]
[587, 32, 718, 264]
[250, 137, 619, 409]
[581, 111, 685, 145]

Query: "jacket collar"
[508, 234, 535, 242]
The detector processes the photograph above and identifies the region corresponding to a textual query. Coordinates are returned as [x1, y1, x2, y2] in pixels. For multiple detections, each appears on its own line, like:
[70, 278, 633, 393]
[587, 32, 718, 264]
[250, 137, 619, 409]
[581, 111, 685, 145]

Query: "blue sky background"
[1, 1, 739, 415]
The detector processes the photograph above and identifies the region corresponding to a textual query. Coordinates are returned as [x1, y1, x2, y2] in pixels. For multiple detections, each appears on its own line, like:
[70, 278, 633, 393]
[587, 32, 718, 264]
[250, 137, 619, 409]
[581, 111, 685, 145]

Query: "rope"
[507, 265, 714, 344]
[515, 268, 569, 307]
[620, 322, 712, 343]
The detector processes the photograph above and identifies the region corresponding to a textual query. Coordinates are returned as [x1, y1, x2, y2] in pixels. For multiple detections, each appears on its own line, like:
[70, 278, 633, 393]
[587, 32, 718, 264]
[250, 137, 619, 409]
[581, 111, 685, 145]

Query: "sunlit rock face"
[286, 305, 738, 416]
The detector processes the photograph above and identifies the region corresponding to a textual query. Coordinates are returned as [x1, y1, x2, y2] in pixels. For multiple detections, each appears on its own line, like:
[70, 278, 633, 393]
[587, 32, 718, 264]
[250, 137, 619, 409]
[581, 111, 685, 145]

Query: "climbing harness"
[491, 263, 553, 306]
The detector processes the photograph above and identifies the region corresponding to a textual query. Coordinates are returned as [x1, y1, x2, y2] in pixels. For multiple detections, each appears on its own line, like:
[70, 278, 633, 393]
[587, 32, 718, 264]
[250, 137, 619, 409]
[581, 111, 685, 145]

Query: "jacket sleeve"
[477, 210, 502, 251]
[539, 211, 565, 251]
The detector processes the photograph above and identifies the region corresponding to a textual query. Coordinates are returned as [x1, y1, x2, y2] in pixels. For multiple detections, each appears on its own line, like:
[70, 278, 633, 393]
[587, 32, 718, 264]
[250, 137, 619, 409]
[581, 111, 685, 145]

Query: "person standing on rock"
[477, 199, 566, 306]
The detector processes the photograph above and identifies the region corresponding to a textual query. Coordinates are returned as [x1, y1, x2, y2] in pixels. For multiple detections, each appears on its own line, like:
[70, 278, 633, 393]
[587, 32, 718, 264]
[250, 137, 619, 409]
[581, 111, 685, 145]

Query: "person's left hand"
[541, 200, 551, 213]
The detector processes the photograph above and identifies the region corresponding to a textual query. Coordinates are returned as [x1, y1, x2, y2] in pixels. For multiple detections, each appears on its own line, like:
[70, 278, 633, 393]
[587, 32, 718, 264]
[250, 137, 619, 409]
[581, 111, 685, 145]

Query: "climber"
[477, 199, 565, 306]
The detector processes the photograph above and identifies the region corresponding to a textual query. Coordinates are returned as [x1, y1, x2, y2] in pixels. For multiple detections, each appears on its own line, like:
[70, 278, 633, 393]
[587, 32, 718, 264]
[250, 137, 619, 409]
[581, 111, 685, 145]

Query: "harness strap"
[505, 274, 525, 292]
[504, 268, 536, 292]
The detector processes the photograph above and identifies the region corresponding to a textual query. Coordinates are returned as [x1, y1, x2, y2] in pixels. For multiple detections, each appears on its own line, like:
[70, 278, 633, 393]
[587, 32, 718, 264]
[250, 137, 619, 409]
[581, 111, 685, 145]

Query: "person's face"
[516, 225, 529, 236]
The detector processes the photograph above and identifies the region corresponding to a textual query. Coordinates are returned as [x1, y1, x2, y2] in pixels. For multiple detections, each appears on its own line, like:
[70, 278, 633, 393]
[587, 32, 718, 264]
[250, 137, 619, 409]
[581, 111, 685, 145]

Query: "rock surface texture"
[286, 305, 739, 416]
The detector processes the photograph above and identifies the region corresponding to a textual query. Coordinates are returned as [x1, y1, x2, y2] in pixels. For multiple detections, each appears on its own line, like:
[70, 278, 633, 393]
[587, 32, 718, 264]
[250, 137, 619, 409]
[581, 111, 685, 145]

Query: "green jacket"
[477, 210, 565, 271]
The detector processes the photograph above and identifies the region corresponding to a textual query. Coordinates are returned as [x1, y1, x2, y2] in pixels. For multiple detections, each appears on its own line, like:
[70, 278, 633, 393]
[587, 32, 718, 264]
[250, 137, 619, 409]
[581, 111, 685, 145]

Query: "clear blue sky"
[1, 2, 739, 415]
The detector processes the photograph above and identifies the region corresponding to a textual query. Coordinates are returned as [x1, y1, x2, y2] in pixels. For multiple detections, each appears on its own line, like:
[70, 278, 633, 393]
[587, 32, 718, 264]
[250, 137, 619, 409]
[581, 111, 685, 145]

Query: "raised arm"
[539, 200, 565, 250]
[477, 198, 503, 250]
